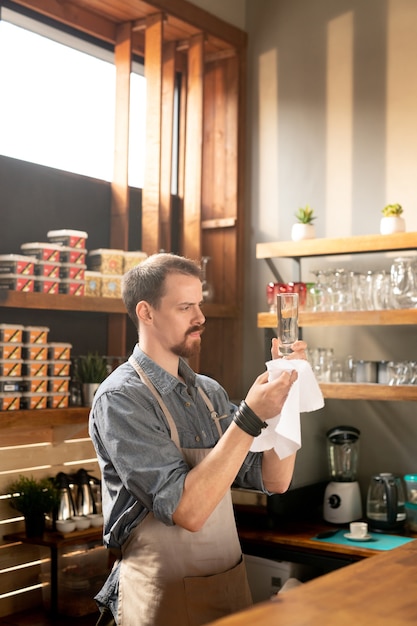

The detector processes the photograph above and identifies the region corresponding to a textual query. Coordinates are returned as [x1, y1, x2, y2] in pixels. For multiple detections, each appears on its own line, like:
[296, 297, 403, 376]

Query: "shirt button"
[185, 401, 191, 407]
[195, 435, 201, 442]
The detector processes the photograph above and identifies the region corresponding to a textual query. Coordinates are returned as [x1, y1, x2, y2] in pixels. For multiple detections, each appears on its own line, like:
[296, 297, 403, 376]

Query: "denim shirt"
[89, 344, 267, 617]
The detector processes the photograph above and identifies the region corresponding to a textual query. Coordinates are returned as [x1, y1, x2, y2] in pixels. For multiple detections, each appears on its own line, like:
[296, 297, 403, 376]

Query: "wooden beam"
[9, 0, 116, 43]
[141, 12, 164, 255]
[109, 21, 132, 359]
[182, 32, 204, 262]
[111, 21, 132, 251]
[144, 0, 247, 50]
[160, 40, 176, 252]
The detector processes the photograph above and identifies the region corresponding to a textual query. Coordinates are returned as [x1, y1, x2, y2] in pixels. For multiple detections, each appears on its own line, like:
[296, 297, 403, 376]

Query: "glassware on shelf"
[201, 256, 214, 302]
[326, 268, 352, 311]
[308, 270, 330, 311]
[390, 257, 417, 309]
[266, 281, 307, 313]
[307, 347, 334, 382]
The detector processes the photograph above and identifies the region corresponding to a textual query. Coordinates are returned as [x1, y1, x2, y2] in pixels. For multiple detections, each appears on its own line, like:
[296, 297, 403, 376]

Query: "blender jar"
[327, 425, 360, 482]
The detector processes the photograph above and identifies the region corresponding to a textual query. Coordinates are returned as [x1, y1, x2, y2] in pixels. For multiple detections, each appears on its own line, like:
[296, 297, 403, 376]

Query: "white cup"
[349, 521, 368, 538]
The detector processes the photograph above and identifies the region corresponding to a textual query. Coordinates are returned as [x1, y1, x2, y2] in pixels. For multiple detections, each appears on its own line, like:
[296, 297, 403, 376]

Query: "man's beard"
[171, 325, 204, 359]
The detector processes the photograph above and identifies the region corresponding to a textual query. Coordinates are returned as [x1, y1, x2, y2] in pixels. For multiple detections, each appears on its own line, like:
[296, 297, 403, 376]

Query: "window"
[0, 6, 146, 188]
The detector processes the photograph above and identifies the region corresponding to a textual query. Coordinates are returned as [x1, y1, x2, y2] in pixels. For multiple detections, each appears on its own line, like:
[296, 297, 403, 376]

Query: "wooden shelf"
[258, 308, 417, 328]
[320, 383, 417, 401]
[0, 290, 236, 318]
[0, 290, 126, 313]
[256, 231, 417, 259]
[0, 407, 90, 429]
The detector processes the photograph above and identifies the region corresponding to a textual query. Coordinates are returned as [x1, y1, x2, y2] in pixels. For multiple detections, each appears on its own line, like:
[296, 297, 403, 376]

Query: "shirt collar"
[132, 344, 197, 394]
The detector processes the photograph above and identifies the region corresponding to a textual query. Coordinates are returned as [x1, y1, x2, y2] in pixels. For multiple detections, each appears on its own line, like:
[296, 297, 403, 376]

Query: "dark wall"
[0, 155, 140, 357]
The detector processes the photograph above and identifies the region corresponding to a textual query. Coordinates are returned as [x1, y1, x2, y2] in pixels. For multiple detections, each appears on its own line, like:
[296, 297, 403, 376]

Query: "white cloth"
[249, 359, 324, 459]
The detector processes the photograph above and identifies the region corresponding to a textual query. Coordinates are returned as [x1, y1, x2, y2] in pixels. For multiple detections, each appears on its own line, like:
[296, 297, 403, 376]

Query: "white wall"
[245, 0, 417, 494]
[187, 0, 246, 30]
[190, 0, 417, 498]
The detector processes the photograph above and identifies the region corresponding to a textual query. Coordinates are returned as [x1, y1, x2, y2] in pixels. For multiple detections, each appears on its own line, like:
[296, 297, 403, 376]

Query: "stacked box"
[20, 326, 50, 409]
[60, 263, 86, 280]
[0, 274, 35, 292]
[88, 249, 124, 275]
[0, 323, 27, 410]
[20, 242, 62, 263]
[84, 271, 102, 297]
[48, 343, 72, 407]
[123, 250, 148, 272]
[0, 254, 37, 276]
[47, 229, 88, 250]
[101, 275, 122, 298]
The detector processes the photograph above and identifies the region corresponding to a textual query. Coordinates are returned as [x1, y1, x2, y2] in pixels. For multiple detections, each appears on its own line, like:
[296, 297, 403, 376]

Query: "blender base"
[323, 481, 363, 524]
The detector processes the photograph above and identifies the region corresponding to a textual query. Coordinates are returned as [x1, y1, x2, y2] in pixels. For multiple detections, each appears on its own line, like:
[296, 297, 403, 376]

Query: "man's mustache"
[186, 325, 205, 336]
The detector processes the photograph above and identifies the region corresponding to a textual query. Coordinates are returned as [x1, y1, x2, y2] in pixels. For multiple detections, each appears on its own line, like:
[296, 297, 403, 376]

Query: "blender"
[323, 425, 362, 524]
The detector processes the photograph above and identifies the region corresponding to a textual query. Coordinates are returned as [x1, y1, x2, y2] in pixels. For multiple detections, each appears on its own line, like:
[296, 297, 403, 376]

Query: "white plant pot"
[380, 216, 405, 235]
[82, 383, 100, 407]
[291, 223, 316, 242]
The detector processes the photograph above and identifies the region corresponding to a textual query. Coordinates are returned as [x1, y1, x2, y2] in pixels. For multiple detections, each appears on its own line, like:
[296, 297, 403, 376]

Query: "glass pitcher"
[366, 473, 406, 532]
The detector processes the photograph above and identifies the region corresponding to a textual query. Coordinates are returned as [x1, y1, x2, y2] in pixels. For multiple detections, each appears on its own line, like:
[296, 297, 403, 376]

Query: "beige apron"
[117, 358, 253, 626]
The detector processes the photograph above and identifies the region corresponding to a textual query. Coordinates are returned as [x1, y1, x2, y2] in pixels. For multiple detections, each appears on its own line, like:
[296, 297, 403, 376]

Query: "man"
[89, 253, 306, 626]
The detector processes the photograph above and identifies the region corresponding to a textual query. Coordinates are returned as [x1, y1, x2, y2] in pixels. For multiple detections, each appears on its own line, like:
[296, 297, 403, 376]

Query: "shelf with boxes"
[0, 232, 149, 426]
[257, 231, 417, 402]
[0, 323, 73, 412]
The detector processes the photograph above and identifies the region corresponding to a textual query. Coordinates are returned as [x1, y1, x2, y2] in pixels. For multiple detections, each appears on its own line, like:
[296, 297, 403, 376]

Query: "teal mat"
[312, 528, 415, 551]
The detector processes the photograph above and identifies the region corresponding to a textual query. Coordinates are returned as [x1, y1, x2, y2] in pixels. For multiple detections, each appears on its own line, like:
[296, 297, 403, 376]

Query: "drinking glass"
[276, 292, 299, 355]
[308, 270, 329, 311]
[390, 257, 417, 308]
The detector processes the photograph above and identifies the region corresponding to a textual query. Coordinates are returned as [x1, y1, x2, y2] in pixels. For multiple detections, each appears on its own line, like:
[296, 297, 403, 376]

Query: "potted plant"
[291, 204, 317, 241]
[76, 352, 109, 406]
[380, 203, 405, 234]
[7, 474, 59, 538]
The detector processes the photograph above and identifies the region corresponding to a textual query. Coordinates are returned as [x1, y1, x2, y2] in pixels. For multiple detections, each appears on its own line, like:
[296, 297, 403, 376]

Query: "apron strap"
[128, 355, 181, 448]
[197, 386, 228, 439]
[128, 355, 228, 442]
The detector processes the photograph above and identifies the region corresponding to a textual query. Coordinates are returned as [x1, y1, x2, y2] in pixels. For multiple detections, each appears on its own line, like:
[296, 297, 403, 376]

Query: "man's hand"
[271, 337, 307, 360]
[244, 369, 298, 422]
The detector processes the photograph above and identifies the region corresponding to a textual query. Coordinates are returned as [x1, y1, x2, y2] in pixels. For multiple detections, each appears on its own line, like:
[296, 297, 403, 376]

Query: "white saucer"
[344, 532, 372, 542]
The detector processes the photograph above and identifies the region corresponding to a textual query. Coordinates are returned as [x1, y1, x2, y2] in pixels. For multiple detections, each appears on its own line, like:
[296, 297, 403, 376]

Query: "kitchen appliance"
[323, 425, 362, 524]
[55, 472, 76, 521]
[366, 473, 406, 532]
[72, 468, 100, 516]
[55, 469, 100, 520]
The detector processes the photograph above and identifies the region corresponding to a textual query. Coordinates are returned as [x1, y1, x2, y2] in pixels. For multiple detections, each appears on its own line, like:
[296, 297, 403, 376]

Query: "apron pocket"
[183, 557, 252, 626]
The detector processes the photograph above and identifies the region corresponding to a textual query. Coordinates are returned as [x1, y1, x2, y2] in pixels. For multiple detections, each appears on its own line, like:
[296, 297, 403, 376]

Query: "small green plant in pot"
[76, 352, 109, 407]
[7, 475, 59, 538]
[380, 203, 405, 234]
[291, 204, 317, 241]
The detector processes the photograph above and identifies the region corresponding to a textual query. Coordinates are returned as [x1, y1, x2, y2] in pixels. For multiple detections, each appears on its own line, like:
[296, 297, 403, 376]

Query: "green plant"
[7, 475, 59, 516]
[76, 352, 108, 384]
[294, 204, 316, 224]
[382, 203, 403, 217]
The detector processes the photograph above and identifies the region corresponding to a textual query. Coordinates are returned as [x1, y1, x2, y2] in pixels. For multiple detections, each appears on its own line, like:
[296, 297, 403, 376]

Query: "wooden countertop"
[208, 537, 417, 625]
[237, 519, 379, 561]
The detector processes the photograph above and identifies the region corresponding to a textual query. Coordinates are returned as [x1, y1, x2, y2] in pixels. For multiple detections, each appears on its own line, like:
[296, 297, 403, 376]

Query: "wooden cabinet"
[256, 232, 417, 402]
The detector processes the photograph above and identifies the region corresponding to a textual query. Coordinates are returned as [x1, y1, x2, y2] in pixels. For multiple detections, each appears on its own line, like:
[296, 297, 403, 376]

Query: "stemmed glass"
[201, 256, 214, 302]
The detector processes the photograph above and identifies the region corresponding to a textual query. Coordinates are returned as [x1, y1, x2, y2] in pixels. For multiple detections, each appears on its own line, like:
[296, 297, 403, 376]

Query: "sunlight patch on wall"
[386, 0, 417, 230]
[257, 48, 279, 237]
[326, 11, 353, 237]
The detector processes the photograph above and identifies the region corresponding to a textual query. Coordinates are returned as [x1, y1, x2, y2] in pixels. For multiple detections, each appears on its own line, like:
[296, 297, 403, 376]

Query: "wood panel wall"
[0, 426, 101, 617]
[1, 0, 247, 618]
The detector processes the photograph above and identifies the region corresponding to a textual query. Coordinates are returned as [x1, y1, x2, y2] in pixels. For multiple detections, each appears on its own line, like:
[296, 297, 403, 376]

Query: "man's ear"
[136, 301, 153, 324]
